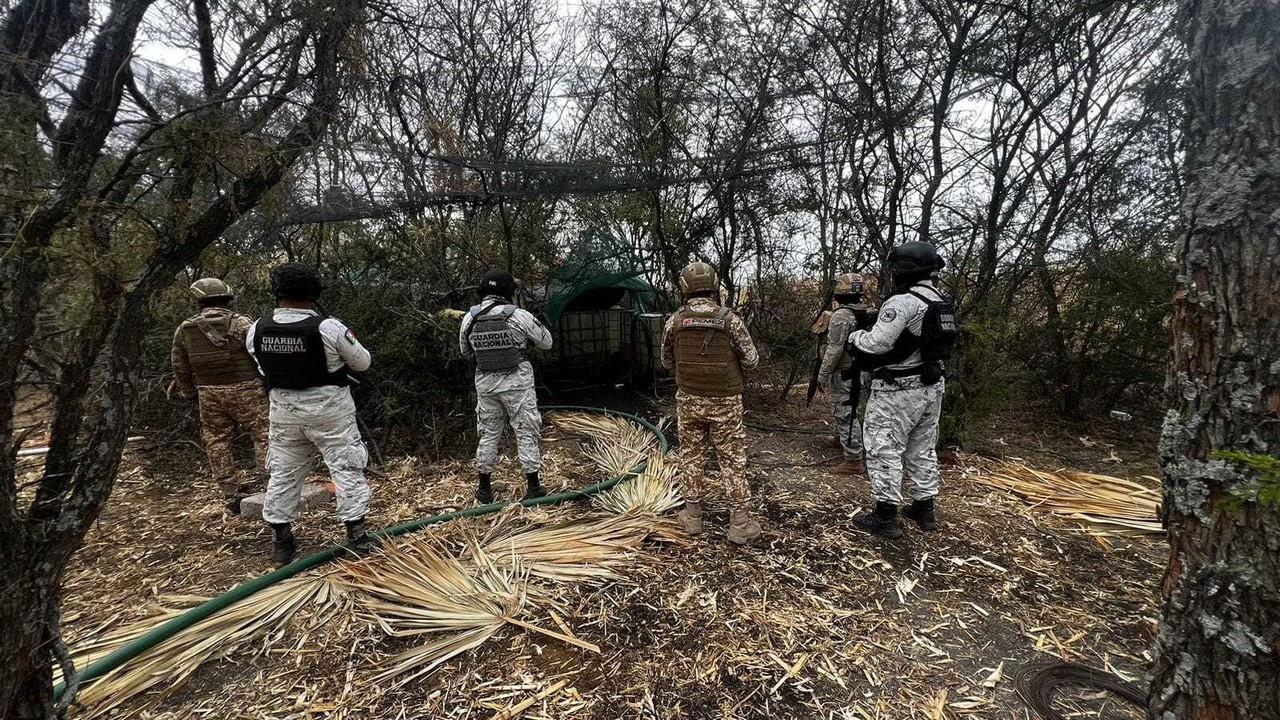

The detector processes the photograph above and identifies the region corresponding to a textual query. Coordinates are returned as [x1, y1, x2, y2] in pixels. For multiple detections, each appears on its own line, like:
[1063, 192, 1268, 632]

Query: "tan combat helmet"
[834, 273, 865, 296]
[190, 277, 234, 302]
[679, 261, 718, 296]
[835, 272, 879, 306]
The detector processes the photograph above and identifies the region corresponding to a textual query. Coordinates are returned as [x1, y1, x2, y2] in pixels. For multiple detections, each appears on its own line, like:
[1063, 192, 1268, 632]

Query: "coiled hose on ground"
[1013, 661, 1146, 719]
[53, 405, 668, 702]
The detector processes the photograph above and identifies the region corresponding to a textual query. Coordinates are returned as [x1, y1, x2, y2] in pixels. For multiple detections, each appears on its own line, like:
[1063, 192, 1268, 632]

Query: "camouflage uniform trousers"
[829, 371, 865, 459]
[475, 386, 542, 474]
[263, 413, 370, 524]
[676, 391, 751, 511]
[864, 377, 945, 505]
[197, 379, 269, 500]
[262, 387, 370, 524]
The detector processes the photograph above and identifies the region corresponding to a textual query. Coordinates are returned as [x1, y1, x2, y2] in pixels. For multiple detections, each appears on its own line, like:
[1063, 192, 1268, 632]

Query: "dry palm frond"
[65, 412, 674, 711]
[477, 512, 684, 583]
[343, 538, 527, 684]
[584, 436, 650, 478]
[550, 411, 657, 449]
[343, 537, 593, 684]
[549, 411, 659, 478]
[972, 461, 1162, 536]
[547, 411, 636, 440]
[594, 450, 683, 515]
[68, 574, 347, 717]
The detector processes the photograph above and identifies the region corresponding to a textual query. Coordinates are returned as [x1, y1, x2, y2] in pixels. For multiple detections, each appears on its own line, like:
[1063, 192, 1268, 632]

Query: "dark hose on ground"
[1013, 661, 1146, 720]
[53, 405, 668, 701]
[745, 421, 833, 436]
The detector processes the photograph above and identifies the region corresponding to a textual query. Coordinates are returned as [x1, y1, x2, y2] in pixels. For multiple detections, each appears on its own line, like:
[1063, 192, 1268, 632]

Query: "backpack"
[907, 289, 958, 383]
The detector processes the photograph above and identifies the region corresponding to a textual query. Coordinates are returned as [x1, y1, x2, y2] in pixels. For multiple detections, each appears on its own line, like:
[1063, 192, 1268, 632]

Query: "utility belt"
[871, 363, 945, 386]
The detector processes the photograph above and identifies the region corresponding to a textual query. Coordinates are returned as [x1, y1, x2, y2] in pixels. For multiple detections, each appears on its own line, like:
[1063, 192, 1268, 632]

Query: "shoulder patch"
[344, 328, 357, 345]
[880, 308, 898, 323]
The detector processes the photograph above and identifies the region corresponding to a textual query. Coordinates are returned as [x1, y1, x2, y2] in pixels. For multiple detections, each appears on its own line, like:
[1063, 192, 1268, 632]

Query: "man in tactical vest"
[846, 242, 957, 538]
[459, 270, 553, 504]
[817, 273, 878, 475]
[171, 278, 269, 514]
[245, 263, 378, 566]
[662, 261, 763, 545]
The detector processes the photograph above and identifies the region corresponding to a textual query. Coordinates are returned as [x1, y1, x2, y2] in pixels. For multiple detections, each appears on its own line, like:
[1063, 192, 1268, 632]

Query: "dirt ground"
[49, 387, 1166, 719]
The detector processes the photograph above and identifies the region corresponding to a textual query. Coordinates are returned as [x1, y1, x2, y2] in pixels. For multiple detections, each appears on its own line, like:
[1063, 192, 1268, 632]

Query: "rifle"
[840, 364, 863, 446]
[835, 306, 879, 446]
[806, 355, 822, 406]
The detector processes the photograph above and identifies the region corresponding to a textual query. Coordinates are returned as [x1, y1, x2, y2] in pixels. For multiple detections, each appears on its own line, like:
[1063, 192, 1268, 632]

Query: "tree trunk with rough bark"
[0, 0, 365, 715]
[1151, 0, 1280, 717]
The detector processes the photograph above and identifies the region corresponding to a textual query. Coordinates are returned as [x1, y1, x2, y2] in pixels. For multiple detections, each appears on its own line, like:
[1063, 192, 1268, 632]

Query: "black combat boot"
[854, 501, 904, 539]
[476, 473, 495, 504]
[902, 497, 939, 531]
[523, 472, 546, 501]
[225, 484, 254, 516]
[270, 523, 296, 567]
[344, 517, 382, 558]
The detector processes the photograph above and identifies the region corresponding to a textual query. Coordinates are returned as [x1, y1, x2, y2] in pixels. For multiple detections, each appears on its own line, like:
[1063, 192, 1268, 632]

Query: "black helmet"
[270, 262, 324, 300]
[887, 241, 944, 284]
[479, 270, 517, 300]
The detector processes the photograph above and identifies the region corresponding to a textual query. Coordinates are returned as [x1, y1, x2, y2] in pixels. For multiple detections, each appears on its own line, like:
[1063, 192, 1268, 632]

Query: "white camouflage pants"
[829, 371, 864, 459]
[475, 386, 542, 474]
[263, 414, 369, 524]
[863, 377, 945, 505]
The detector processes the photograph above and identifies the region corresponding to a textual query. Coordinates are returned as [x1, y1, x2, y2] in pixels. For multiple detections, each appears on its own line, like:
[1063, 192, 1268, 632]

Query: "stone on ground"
[238, 482, 334, 520]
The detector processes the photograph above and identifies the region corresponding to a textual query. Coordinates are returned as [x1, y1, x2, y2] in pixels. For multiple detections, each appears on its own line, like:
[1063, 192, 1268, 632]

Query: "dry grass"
[56, 400, 1164, 720]
[62, 409, 669, 716]
[972, 461, 1162, 537]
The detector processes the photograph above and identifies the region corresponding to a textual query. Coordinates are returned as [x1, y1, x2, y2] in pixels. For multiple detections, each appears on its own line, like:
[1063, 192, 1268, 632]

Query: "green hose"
[54, 405, 668, 700]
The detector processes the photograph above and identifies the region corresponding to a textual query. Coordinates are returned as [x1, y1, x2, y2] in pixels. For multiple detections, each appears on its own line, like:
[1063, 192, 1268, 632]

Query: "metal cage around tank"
[537, 272, 667, 390]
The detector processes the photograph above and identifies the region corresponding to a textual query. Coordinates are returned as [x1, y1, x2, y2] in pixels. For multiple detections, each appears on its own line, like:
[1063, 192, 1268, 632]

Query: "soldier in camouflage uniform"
[847, 242, 956, 538]
[662, 262, 762, 545]
[247, 263, 379, 566]
[170, 278, 269, 514]
[817, 273, 878, 475]
[459, 270, 553, 504]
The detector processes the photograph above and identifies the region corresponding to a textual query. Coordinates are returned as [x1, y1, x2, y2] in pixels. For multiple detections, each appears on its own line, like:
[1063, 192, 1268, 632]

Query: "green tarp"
[542, 271, 656, 326]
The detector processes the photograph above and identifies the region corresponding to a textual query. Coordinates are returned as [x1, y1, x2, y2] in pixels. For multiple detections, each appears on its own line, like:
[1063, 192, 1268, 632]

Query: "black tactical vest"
[252, 314, 349, 390]
[466, 304, 526, 373]
[847, 285, 956, 385]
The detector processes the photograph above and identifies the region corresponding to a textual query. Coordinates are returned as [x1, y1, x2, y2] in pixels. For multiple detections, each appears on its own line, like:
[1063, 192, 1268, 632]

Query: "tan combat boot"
[727, 509, 762, 545]
[677, 500, 704, 535]
[832, 457, 866, 475]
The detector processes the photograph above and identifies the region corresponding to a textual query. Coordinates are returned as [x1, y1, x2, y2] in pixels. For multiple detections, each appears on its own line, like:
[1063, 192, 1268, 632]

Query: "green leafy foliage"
[1211, 451, 1280, 509]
